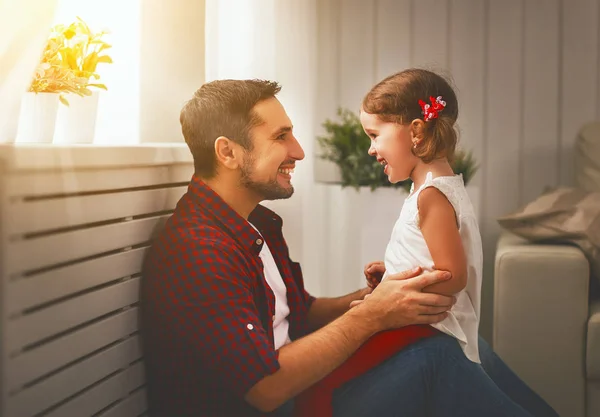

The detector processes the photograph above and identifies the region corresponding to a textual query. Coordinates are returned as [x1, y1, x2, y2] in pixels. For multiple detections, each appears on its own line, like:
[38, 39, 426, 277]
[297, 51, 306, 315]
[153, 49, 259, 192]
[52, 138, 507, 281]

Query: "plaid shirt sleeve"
[291, 260, 316, 308]
[305, 290, 316, 309]
[165, 237, 280, 396]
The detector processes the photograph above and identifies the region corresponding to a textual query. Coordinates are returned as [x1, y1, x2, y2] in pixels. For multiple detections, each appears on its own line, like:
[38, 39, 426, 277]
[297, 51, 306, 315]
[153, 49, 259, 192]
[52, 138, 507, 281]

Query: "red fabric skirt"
[294, 325, 437, 417]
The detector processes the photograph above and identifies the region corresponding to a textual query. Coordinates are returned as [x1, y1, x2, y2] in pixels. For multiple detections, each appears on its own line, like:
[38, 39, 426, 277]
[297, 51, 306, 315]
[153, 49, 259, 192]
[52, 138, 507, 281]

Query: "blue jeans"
[273, 333, 560, 417]
[330, 334, 560, 417]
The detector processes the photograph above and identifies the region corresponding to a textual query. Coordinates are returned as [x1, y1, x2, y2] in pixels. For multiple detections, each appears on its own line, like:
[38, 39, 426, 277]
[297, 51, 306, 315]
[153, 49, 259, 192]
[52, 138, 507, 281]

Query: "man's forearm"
[244, 305, 379, 412]
[306, 287, 370, 331]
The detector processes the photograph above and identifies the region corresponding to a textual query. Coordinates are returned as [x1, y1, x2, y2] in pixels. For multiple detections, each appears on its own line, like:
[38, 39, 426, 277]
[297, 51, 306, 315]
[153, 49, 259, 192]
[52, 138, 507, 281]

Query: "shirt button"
[256, 238, 263, 245]
[272, 315, 276, 322]
[247, 324, 254, 330]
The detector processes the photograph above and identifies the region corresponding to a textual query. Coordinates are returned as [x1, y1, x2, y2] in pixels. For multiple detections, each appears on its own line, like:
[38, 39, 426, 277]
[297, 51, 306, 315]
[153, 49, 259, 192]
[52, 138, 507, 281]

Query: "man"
[140, 79, 559, 417]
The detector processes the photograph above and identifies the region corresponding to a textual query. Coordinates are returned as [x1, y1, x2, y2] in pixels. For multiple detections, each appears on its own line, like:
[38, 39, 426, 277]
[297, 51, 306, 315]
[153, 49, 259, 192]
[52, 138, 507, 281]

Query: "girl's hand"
[364, 260, 386, 289]
[349, 293, 371, 308]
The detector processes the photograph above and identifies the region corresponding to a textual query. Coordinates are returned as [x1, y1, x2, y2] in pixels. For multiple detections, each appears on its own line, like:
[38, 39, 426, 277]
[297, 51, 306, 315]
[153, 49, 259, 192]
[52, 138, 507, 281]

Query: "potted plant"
[52, 17, 113, 144]
[315, 108, 480, 295]
[17, 17, 112, 144]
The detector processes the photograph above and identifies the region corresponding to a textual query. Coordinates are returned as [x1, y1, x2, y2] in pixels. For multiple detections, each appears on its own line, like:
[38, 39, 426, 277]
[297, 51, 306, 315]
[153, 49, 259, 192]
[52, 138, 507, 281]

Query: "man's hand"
[349, 293, 370, 308]
[363, 260, 386, 289]
[351, 267, 455, 329]
[245, 267, 453, 412]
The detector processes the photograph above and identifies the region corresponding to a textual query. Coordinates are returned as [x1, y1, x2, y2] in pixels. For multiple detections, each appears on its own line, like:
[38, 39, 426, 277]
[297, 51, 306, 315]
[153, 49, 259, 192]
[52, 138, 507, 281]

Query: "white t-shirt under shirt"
[382, 172, 483, 363]
[249, 222, 291, 350]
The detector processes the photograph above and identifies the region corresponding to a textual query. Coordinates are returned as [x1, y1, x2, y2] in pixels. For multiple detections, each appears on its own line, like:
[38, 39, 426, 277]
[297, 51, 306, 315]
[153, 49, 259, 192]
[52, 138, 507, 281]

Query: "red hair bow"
[418, 96, 446, 121]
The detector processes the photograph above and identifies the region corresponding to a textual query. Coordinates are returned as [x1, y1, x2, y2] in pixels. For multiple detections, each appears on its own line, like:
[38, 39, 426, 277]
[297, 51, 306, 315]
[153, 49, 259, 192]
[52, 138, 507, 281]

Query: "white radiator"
[0, 144, 193, 417]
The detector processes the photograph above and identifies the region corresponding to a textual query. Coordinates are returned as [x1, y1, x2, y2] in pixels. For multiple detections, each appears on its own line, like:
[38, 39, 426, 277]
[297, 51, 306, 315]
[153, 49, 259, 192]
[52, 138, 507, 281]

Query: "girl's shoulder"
[416, 172, 465, 207]
[413, 172, 477, 228]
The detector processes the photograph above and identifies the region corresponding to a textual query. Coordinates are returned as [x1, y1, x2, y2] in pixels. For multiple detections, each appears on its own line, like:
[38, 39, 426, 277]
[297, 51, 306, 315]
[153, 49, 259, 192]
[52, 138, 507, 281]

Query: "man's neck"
[202, 176, 260, 220]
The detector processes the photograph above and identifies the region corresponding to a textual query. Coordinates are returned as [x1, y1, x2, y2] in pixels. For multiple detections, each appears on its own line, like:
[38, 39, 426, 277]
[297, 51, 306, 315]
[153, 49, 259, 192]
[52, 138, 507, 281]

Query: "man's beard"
[240, 155, 294, 201]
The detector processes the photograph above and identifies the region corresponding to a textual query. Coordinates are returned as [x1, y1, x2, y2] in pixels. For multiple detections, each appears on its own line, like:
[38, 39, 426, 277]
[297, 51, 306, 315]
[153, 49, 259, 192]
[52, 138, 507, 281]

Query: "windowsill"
[0, 143, 192, 172]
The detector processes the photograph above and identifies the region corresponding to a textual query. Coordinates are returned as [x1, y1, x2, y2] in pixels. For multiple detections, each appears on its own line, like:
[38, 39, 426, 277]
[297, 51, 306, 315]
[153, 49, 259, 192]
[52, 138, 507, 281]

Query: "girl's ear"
[410, 119, 426, 140]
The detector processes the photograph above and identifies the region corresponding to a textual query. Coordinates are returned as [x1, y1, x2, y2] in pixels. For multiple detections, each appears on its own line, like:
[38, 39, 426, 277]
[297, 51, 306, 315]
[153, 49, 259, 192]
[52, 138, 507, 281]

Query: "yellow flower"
[28, 16, 113, 101]
[63, 28, 76, 39]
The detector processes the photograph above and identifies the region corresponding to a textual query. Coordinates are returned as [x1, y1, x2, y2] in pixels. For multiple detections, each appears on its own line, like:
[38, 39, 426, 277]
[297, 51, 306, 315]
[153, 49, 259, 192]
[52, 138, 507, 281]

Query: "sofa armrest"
[493, 232, 590, 416]
[493, 230, 589, 417]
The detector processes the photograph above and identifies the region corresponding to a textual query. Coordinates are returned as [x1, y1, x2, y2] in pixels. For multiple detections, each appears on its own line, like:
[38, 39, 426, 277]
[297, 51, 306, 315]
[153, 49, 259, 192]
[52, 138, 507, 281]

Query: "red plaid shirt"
[141, 176, 315, 417]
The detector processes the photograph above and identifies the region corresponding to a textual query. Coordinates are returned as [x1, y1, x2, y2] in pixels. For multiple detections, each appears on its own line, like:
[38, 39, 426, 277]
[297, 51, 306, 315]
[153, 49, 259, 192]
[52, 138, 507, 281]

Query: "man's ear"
[214, 136, 242, 170]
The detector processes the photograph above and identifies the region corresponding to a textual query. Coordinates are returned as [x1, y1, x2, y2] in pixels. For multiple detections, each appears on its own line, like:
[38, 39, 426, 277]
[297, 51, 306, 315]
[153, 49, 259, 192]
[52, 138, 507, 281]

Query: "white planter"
[53, 91, 100, 144]
[15, 92, 59, 143]
[0, 93, 22, 144]
[319, 183, 481, 296]
[319, 185, 408, 296]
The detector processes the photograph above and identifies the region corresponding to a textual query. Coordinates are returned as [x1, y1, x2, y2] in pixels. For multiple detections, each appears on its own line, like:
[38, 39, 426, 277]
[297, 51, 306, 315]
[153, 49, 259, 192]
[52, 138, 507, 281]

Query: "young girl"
[295, 69, 483, 415]
[360, 67, 482, 363]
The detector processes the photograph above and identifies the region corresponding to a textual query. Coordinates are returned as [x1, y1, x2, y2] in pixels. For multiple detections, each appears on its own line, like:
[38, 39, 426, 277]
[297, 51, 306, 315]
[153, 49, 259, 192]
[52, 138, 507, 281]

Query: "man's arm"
[306, 287, 371, 331]
[305, 259, 388, 331]
[244, 268, 454, 412]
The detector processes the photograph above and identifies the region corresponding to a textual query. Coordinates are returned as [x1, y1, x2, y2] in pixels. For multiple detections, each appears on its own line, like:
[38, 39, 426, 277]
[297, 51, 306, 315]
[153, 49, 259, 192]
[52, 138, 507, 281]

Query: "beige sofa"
[494, 122, 600, 417]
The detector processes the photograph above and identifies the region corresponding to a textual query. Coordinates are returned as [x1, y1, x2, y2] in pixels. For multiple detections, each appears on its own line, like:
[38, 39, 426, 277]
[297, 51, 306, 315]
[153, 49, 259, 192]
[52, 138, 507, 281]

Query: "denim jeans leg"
[478, 336, 561, 417]
[331, 337, 431, 417]
[332, 333, 534, 417]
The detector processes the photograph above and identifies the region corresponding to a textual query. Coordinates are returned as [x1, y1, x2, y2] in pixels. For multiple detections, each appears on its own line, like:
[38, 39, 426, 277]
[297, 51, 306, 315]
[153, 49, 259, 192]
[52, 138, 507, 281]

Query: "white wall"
[313, 0, 600, 342]
[50, 0, 204, 144]
[140, 0, 205, 143]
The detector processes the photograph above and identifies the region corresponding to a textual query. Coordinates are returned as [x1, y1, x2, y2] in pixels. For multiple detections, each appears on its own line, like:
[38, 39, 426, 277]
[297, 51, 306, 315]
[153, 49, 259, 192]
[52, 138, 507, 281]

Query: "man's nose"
[289, 136, 305, 161]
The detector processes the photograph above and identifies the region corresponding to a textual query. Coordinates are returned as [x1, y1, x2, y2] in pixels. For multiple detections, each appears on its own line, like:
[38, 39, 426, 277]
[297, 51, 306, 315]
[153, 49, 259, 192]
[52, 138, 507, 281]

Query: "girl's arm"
[417, 187, 468, 295]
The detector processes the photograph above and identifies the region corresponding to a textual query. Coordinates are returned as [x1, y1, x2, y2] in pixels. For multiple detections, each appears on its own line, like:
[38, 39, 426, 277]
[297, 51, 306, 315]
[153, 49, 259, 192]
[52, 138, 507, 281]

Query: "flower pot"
[0, 94, 21, 144]
[321, 185, 408, 295]
[318, 183, 481, 296]
[15, 92, 59, 143]
[53, 91, 100, 144]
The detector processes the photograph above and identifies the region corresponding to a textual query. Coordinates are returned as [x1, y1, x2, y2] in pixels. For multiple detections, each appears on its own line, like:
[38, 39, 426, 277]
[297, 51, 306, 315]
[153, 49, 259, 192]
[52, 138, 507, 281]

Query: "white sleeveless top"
[382, 172, 483, 363]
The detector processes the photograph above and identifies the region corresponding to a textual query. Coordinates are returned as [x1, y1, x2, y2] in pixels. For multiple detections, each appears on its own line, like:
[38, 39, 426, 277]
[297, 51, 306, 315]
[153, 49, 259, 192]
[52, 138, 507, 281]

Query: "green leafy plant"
[317, 107, 479, 191]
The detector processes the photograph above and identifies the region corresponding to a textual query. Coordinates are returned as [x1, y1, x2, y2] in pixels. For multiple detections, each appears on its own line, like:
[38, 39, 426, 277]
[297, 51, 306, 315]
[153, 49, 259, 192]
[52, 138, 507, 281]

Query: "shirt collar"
[188, 175, 284, 255]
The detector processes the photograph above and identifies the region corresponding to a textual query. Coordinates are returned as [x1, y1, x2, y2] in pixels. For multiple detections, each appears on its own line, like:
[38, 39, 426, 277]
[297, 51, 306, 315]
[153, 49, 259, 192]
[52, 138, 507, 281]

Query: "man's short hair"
[180, 79, 282, 178]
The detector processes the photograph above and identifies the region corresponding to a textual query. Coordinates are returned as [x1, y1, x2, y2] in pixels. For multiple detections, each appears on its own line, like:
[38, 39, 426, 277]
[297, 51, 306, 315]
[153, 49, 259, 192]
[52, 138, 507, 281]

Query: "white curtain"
[205, 0, 325, 295]
[0, 0, 59, 143]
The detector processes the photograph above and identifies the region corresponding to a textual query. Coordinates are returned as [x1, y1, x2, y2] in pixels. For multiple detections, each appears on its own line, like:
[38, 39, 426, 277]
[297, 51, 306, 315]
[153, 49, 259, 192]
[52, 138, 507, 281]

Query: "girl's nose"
[368, 144, 376, 156]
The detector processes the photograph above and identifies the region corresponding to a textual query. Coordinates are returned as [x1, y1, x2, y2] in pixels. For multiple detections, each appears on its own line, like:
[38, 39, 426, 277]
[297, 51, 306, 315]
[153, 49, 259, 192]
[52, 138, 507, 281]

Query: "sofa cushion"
[588, 301, 600, 379]
[497, 187, 600, 284]
[575, 122, 600, 192]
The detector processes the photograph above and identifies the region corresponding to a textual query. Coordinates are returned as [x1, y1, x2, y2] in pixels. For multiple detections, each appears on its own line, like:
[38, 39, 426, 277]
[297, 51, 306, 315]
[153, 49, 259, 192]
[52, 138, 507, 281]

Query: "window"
[53, 0, 141, 144]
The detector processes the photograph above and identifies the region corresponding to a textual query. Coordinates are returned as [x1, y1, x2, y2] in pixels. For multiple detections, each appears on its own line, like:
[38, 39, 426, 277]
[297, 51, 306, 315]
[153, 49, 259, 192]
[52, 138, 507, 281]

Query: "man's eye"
[277, 134, 286, 140]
